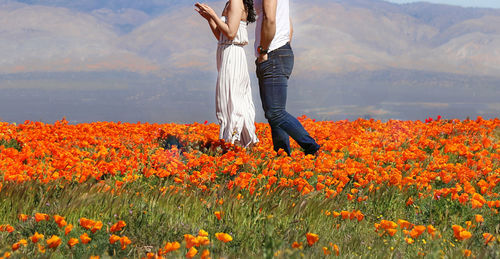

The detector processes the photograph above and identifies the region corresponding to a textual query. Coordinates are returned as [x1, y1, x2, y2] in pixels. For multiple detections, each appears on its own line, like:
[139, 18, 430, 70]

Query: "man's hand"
[257, 53, 269, 63]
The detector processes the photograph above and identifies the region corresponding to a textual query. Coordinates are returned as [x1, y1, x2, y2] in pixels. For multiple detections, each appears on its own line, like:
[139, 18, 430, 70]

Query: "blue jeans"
[256, 42, 320, 155]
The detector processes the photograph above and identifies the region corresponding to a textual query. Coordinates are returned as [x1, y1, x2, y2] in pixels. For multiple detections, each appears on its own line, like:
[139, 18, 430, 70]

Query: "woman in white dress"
[195, 0, 259, 147]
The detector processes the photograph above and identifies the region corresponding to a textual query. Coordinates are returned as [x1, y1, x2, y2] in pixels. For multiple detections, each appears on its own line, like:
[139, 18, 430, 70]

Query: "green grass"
[1, 123, 499, 258]
[1, 176, 499, 258]
[0, 138, 22, 152]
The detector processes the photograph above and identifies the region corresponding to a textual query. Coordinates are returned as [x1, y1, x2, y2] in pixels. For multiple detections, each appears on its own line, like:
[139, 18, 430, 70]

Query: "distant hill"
[10, 0, 188, 14]
[0, 0, 499, 122]
[2, 0, 500, 76]
[287, 0, 500, 76]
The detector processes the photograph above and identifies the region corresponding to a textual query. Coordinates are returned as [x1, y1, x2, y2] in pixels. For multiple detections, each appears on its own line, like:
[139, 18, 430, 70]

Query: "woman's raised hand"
[195, 3, 217, 20]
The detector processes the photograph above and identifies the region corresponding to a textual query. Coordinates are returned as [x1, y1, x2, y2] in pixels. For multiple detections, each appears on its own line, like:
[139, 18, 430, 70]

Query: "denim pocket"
[278, 54, 294, 78]
[256, 57, 275, 79]
[256, 57, 271, 66]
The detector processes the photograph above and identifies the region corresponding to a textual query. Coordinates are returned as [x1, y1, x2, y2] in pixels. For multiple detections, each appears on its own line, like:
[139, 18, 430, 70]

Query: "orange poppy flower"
[355, 212, 365, 222]
[53, 215, 67, 227]
[459, 231, 472, 240]
[11, 243, 21, 251]
[30, 232, 44, 243]
[465, 221, 473, 229]
[452, 225, 463, 237]
[184, 234, 198, 249]
[186, 247, 198, 258]
[18, 214, 28, 222]
[34, 213, 49, 222]
[483, 233, 495, 245]
[406, 197, 414, 206]
[452, 225, 472, 241]
[374, 223, 381, 232]
[201, 249, 210, 259]
[291, 241, 303, 249]
[109, 235, 120, 244]
[427, 225, 437, 238]
[67, 238, 79, 248]
[79, 218, 94, 230]
[46, 235, 61, 249]
[409, 225, 426, 239]
[196, 236, 210, 246]
[110, 220, 126, 233]
[12, 239, 27, 251]
[198, 229, 209, 237]
[380, 220, 398, 230]
[214, 211, 222, 221]
[162, 241, 181, 253]
[215, 232, 233, 243]
[397, 219, 411, 230]
[64, 224, 73, 235]
[386, 228, 398, 237]
[333, 244, 339, 256]
[80, 233, 91, 244]
[5, 225, 14, 233]
[305, 233, 319, 246]
[91, 221, 103, 233]
[37, 243, 46, 253]
[120, 236, 131, 250]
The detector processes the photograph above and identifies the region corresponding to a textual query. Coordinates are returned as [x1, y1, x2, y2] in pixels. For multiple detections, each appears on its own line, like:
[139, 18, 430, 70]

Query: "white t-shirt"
[254, 0, 290, 57]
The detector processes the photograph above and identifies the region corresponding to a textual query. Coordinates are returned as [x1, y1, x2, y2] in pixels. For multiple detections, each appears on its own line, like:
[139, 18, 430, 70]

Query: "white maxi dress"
[216, 17, 259, 147]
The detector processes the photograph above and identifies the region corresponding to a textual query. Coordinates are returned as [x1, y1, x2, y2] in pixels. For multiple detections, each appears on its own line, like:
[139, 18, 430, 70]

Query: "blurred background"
[1, 0, 499, 123]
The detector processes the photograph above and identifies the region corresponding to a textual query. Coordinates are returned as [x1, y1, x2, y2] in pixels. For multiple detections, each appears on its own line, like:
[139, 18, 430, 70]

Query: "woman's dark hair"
[243, 0, 256, 23]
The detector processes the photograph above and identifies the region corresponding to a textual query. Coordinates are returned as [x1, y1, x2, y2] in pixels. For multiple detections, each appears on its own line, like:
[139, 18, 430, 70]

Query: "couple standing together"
[195, 0, 319, 156]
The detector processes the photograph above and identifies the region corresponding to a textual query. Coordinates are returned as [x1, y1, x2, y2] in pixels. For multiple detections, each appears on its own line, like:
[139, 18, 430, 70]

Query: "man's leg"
[256, 45, 319, 155]
[257, 62, 292, 154]
[272, 45, 319, 155]
[270, 125, 291, 154]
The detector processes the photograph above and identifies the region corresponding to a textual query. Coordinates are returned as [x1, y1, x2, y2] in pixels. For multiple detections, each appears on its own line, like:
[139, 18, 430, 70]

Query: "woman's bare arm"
[195, 3, 221, 41]
[196, 0, 243, 40]
[208, 18, 221, 41]
[289, 17, 293, 43]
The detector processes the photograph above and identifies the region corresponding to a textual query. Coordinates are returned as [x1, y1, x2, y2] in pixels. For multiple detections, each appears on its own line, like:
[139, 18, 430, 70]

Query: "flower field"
[0, 116, 499, 258]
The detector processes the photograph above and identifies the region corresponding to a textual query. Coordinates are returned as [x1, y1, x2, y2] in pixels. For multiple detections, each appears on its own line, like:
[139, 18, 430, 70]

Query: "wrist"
[257, 45, 269, 55]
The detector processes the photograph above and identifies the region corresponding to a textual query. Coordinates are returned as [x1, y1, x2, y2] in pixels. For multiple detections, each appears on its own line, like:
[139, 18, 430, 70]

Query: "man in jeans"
[254, 0, 320, 156]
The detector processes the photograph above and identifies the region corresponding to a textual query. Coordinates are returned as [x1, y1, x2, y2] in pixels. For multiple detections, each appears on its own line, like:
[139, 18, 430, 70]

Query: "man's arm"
[258, 0, 277, 62]
[289, 17, 293, 43]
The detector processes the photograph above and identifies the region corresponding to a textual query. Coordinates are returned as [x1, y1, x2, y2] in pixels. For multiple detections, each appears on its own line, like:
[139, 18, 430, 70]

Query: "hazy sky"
[0, 0, 499, 123]
[386, 0, 500, 8]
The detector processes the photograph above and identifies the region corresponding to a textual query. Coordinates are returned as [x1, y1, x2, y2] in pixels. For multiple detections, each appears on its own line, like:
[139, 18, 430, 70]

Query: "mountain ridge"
[1, 0, 499, 122]
[2, 0, 500, 76]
